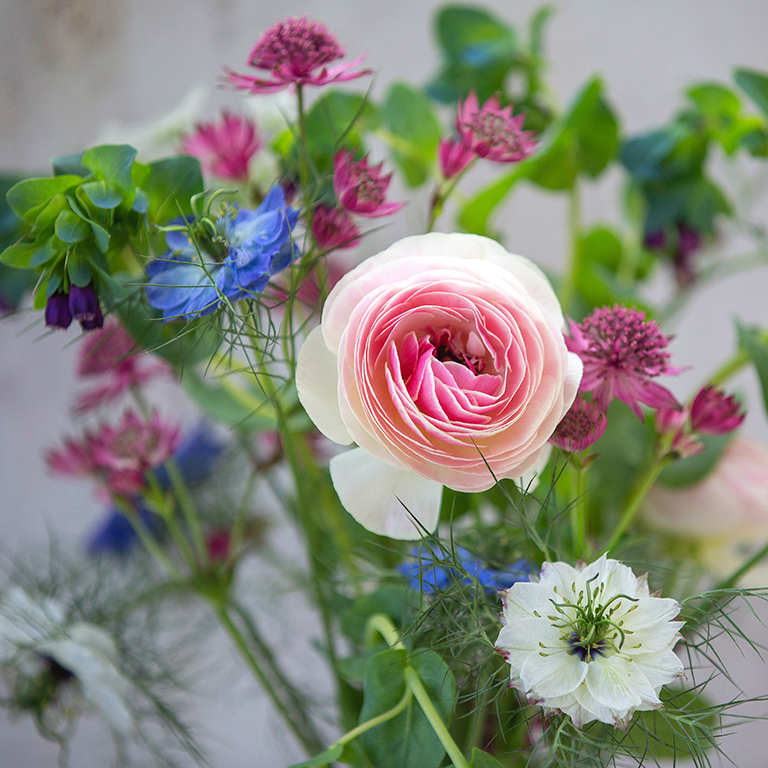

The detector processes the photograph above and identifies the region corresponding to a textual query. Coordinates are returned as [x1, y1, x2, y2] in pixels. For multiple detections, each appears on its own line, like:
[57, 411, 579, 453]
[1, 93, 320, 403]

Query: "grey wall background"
[1, 1, 768, 766]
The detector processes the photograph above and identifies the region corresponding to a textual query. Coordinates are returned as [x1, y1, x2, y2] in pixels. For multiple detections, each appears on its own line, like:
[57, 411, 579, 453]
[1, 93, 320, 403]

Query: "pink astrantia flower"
[455, 92, 538, 164]
[690, 385, 745, 435]
[438, 137, 476, 179]
[333, 150, 405, 219]
[181, 112, 261, 182]
[566, 305, 682, 421]
[549, 396, 608, 453]
[311, 205, 361, 250]
[225, 17, 371, 94]
[74, 320, 169, 413]
[47, 411, 180, 496]
[296, 233, 582, 539]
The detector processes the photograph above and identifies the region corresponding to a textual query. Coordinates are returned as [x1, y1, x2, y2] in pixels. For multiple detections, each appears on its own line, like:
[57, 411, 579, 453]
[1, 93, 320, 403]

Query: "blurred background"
[1, 0, 767, 765]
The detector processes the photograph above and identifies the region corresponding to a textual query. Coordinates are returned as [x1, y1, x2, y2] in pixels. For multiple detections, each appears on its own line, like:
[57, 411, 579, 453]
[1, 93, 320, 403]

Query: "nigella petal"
[520, 648, 588, 698]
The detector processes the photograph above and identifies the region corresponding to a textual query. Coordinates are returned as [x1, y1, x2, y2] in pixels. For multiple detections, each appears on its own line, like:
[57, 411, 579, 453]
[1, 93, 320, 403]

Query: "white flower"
[495, 556, 684, 728]
[0, 587, 133, 736]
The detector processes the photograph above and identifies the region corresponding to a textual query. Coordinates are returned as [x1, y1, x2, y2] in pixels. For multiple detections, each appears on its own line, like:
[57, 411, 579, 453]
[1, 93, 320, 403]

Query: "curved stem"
[715, 538, 768, 591]
[569, 461, 590, 560]
[605, 458, 665, 555]
[331, 688, 413, 748]
[165, 458, 209, 567]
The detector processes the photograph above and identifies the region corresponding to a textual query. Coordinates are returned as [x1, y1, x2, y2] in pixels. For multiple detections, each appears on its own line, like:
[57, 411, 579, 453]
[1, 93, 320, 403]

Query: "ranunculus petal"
[296, 327, 352, 445]
[329, 448, 443, 539]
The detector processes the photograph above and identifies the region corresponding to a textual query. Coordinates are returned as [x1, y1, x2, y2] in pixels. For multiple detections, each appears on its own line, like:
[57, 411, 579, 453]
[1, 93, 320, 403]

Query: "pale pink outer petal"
[296, 326, 353, 445]
[329, 447, 444, 539]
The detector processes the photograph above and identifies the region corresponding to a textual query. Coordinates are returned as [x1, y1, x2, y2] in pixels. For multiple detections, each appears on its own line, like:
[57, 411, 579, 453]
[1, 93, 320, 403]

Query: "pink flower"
[74, 320, 169, 413]
[644, 437, 768, 584]
[438, 138, 475, 179]
[566, 305, 682, 420]
[225, 17, 371, 94]
[296, 233, 582, 539]
[311, 205, 361, 250]
[455, 92, 537, 164]
[47, 411, 180, 496]
[332, 150, 405, 219]
[181, 111, 260, 182]
[549, 396, 607, 453]
[207, 529, 231, 563]
[690, 385, 745, 435]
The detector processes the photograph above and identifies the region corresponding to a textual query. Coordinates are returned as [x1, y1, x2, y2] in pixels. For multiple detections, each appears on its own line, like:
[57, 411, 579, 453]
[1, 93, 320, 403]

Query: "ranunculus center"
[429, 328, 488, 375]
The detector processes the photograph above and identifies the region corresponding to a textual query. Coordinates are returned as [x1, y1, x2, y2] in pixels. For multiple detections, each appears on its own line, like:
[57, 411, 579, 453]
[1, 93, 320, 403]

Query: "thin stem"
[705, 329, 768, 388]
[296, 84, 310, 198]
[215, 602, 324, 756]
[165, 458, 209, 567]
[605, 458, 665, 555]
[331, 688, 413, 748]
[569, 461, 590, 560]
[426, 159, 477, 233]
[715, 538, 768, 590]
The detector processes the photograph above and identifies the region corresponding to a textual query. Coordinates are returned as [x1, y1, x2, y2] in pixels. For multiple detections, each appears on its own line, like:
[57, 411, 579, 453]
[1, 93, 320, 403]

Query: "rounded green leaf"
[81, 180, 123, 209]
[54, 210, 89, 243]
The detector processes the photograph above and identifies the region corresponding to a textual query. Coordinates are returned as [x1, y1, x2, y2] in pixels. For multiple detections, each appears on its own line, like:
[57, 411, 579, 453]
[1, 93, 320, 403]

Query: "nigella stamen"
[566, 631, 607, 661]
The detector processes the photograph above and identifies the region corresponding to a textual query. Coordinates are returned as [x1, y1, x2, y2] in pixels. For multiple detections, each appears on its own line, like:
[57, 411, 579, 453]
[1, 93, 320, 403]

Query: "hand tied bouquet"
[2, 6, 768, 768]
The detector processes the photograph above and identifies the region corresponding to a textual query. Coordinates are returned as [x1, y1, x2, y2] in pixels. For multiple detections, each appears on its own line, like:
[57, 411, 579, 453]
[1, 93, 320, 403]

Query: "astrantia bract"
[495, 555, 684, 728]
[145, 186, 299, 319]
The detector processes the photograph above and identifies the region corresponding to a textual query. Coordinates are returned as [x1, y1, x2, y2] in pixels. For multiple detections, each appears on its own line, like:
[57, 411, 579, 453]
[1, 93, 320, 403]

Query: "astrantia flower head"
[495, 555, 684, 728]
[146, 186, 299, 319]
[74, 319, 169, 413]
[566, 305, 682, 420]
[438, 137, 476, 179]
[311, 204, 361, 250]
[225, 17, 371, 94]
[549, 395, 608, 453]
[47, 410, 180, 496]
[333, 150, 405, 219]
[182, 111, 261, 182]
[456, 92, 538, 164]
[690, 385, 745, 435]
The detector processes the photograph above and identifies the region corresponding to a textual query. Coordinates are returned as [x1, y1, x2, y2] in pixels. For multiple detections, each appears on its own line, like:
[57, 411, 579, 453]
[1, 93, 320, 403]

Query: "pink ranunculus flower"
[296, 233, 582, 539]
[643, 437, 768, 585]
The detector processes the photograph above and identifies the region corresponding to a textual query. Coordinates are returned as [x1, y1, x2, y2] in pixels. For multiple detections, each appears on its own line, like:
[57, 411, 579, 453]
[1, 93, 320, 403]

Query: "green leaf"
[54, 210, 89, 243]
[51, 151, 88, 177]
[0, 242, 37, 268]
[29, 239, 57, 267]
[737, 322, 768, 417]
[180, 369, 278, 431]
[34, 193, 69, 229]
[66, 252, 92, 287]
[341, 585, 422, 644]
[142, 156, 204, 224]
[658, 433, 734, 489]
[688, 82, 741, 118]
[435, 6, 517, 64]
[131, 188, 149, 214]
[287, 744, 343, 768]
[735, 68, 768, 118]
[6, 175, 83, 223]
[468, 748, 505, 768]
[359, 650, 456, 768]
[382, 83, 441, 187]
[81, 144, 138, 194]
[81, 180, 123, 209]
[88, 219, 110, 253]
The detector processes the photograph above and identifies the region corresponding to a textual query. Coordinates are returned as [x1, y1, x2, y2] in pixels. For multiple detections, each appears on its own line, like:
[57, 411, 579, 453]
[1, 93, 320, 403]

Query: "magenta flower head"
[74, 320, 169, 413]
[225, 17, 371, 94]
[333, 149, 405, 218]
[566, 305, 682, 420]
[311, 205, 361, 251]
[438, 137, 475, 179]
[690, 385, 746, 435]
[455, 92, 538, 164]
[182, 111, 260, 182]
[549, 396, 608, 453]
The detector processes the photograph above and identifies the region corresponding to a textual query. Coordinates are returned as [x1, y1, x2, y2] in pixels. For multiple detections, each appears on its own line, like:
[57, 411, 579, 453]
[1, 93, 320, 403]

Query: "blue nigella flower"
[399, 546, 532, 594]
[145, 186, 300, 319]
[88, 422, 226, 556]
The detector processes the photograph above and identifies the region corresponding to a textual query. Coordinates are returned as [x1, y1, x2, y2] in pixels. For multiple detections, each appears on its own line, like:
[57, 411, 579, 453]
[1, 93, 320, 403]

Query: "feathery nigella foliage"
[566, 305, 682, 420]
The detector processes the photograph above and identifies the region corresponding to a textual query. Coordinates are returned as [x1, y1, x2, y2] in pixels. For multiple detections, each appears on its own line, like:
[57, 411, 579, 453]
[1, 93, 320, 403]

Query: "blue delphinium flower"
[400, 546, 532, 594]
[88, 423, 226, 556]
[145, 185, 299, 319]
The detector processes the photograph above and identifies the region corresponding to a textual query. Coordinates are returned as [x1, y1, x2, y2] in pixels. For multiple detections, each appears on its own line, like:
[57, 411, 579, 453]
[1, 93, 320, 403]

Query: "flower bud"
[68, 283, 104, 331]
[44, 291, 73, 329]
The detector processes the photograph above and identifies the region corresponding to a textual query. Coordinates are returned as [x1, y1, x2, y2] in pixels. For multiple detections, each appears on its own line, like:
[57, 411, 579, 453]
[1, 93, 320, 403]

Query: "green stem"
[426, 159, 478, 233]
[165, 458, 209, 567]
[296, 84, 310, 197]
[605, 458, 665, 555]
[706, 329, 768, 388]
[215, 602, 324, 756]
[331, 688, 413, 748]
[715, 538, 768, 590]
[569, 461, 590, 560]
[404, 668, 470, 768]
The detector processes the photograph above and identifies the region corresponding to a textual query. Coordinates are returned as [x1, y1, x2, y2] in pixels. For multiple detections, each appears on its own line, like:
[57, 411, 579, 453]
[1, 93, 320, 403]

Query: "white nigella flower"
[494, 555, 684, 728]
[0, 587, 133, 737]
